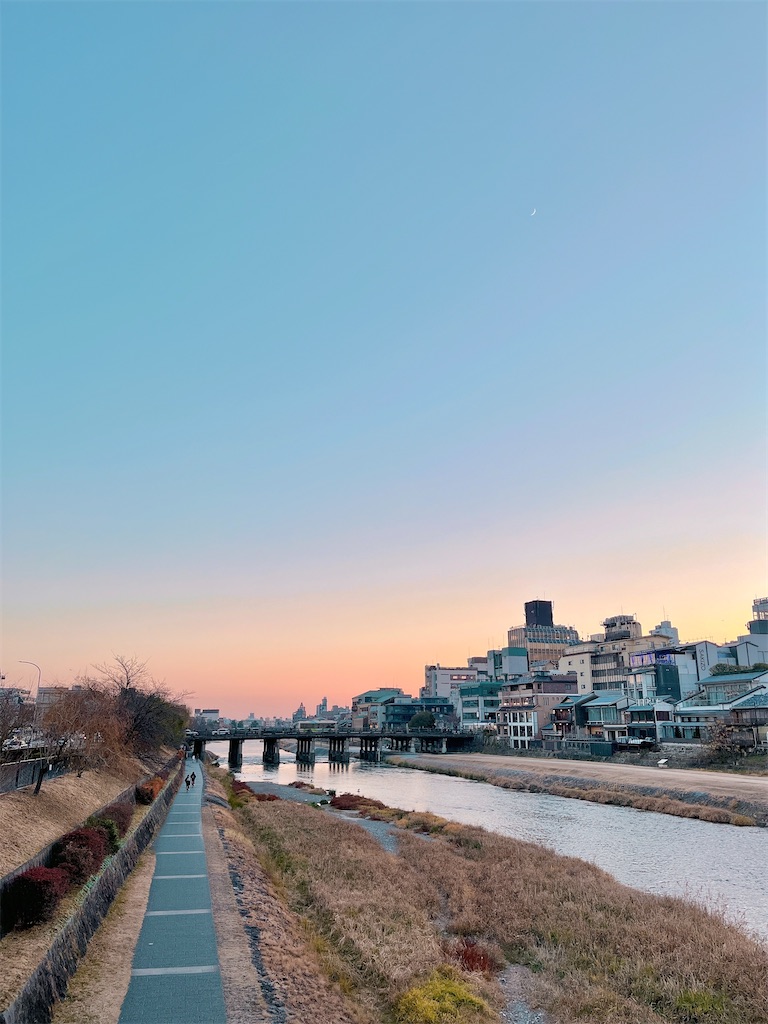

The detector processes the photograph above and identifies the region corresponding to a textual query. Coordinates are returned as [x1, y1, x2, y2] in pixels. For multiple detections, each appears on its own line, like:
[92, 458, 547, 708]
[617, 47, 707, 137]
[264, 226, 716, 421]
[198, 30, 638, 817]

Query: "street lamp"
[19, 661, 42, 700]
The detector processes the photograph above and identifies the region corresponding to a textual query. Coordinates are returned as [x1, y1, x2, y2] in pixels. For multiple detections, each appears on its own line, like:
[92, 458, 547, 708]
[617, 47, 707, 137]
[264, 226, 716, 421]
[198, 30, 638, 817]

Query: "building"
[422, 665, 478, 712]
[458, 681, 502, 730]
[36, 685, 84, 710]
[549, 693, 597, 738]
[193, 708, 220, 723]
[351, 688, 405, 730]
[730, 689, 768, 747]
[558, 615, 672, 694]
[496, 671, 578, 748]
[507, 600, 580, 667]
[292, 702, 307, 723]
[368, 696, 455, 731]
[625, 700, 674, 743]
[658, 671, 768, 743]
[650, 620, 680, 644]
[626, 648, 701, 702]
[581, 692, 630, 743]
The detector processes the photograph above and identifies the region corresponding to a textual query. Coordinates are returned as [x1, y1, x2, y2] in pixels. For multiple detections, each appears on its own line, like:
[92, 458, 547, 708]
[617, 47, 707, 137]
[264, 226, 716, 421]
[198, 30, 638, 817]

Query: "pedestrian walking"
[190, 771, 196, 787]
[185, 775, 191, 791]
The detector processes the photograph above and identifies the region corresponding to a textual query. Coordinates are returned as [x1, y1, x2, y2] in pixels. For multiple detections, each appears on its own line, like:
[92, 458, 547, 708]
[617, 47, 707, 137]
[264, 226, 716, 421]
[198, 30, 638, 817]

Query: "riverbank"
[37, 768, 768, 1023]
[231, 776, 768, 1024]
[385, 752, 768, 827]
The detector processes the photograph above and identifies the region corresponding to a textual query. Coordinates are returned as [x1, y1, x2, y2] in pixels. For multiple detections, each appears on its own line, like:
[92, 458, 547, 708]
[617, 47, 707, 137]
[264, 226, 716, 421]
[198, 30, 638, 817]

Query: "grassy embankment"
[0, 754, 175, 1012]
[385, 756, 765, 827]
[224, 775, 768, 1024]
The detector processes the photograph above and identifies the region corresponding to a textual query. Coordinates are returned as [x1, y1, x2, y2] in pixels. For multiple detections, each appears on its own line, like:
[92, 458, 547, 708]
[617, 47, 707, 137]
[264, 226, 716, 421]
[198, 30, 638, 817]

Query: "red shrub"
[446, 937, 499, 974]
[101, 802, 133, 836]
[252, 792, 280, 802]
[5, 867, 71, 929]
[135, 776, 163, 804]
[51, 827, 109, 883]
[329, 793, 386, 811]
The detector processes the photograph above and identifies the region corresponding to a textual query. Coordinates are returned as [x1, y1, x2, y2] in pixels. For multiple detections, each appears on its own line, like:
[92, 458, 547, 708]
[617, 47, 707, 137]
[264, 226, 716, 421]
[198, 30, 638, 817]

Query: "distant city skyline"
[3, 3, 765, 719]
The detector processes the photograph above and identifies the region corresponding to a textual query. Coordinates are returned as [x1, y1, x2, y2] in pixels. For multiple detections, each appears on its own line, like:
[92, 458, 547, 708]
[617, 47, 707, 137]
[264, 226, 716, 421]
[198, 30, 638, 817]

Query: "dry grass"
[236, 799, 501, 1022]
[237, 796, 768, 1024]
[0, 765, 142, 877]
[211, 803, 366, 1023]
[389, 812, 768, 1024]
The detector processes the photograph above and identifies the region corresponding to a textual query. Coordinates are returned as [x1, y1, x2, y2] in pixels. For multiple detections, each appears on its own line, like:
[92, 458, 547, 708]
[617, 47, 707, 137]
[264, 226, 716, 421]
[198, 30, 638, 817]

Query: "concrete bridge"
[188, 728, 474, 770]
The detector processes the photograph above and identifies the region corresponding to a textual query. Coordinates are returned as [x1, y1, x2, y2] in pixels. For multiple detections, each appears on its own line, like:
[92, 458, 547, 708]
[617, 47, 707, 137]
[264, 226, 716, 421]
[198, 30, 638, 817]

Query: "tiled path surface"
[119, 759, 226, 1024]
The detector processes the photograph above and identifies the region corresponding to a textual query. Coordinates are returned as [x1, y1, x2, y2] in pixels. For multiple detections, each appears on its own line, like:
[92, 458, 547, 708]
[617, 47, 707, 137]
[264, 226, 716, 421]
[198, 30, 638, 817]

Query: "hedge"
[3, 867, 71, 930]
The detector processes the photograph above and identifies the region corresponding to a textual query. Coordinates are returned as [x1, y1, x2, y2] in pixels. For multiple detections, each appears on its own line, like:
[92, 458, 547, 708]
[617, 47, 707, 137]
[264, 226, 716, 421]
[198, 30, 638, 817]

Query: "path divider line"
[131, 966, 219, 977]
[154, 874, 207, 879]
[146, 909, 211, 916]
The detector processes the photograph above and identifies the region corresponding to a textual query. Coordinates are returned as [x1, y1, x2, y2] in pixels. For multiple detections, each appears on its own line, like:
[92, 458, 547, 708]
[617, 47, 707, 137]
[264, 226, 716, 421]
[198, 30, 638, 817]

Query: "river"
[207, 742, 768, 943]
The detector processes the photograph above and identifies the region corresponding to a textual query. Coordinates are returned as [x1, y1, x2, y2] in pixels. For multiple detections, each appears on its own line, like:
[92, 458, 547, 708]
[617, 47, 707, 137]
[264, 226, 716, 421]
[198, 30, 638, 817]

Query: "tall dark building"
[525, 600, 554, 628]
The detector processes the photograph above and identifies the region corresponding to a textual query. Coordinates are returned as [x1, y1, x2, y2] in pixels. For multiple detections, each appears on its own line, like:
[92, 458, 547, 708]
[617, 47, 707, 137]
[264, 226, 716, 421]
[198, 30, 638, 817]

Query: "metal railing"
[0, 756, 70, 795]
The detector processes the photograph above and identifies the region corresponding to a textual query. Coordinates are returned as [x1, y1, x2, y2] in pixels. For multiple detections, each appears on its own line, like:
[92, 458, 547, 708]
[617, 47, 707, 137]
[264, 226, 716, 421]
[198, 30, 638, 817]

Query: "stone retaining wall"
[0, 766, 182, 1024]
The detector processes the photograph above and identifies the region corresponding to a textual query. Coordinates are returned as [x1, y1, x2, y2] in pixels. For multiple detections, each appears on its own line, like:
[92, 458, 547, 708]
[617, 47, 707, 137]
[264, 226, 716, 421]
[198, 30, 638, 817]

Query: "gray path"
[119, 759, 226, 1024]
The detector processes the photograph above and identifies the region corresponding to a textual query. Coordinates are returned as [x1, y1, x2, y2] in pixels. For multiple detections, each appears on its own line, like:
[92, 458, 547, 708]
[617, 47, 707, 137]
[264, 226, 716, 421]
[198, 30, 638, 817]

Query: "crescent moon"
[531, 208, 536, 216]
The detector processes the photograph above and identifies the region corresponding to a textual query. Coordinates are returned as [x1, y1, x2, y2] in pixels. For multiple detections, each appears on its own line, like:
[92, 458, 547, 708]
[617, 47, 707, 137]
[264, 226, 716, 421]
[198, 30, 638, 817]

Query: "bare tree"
[0, 691, 33, 752]
[87, 655, 189, 754]
[42, 684, 131, 776]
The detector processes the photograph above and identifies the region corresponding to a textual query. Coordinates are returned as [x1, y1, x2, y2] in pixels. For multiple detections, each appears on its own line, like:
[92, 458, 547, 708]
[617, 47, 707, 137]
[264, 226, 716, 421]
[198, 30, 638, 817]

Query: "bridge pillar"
[192, 738, 205, 760]
[359, 736, 380, 762]
[296, 736, 316, 764]
[263, 737, 280, 765]
[329, 737, 349, 763]
[228, 738, 243, 770]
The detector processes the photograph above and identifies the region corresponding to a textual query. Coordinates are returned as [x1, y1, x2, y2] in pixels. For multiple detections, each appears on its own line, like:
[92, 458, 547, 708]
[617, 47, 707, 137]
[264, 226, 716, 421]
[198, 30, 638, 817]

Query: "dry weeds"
[236, 798, 506, 1022]
[236, 795, 768, 1024]
[211, 802, 365, 1023]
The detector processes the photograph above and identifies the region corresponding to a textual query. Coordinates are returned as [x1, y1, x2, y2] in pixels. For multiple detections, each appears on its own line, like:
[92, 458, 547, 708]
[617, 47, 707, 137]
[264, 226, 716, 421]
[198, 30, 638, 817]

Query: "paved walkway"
[119, 758, 226, 1024]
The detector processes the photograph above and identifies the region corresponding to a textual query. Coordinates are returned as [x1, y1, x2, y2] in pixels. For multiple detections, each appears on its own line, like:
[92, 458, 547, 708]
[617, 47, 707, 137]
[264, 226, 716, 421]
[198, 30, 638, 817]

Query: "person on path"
[190, 771, 196, 787]
[185, 775, 191, 791]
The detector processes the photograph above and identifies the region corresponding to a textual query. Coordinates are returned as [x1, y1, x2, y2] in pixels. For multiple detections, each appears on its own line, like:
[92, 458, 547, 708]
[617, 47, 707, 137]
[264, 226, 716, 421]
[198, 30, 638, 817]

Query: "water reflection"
[208, 743, 768, 942]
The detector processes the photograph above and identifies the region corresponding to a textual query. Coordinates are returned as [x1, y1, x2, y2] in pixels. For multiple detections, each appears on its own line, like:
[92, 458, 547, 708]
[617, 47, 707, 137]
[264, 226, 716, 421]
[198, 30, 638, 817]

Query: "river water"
[208, 742, 768, 943]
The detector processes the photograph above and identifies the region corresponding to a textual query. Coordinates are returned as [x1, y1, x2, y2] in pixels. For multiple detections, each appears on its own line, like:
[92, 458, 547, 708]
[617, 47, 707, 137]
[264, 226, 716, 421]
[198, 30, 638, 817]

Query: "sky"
[2, 1, 766, 718]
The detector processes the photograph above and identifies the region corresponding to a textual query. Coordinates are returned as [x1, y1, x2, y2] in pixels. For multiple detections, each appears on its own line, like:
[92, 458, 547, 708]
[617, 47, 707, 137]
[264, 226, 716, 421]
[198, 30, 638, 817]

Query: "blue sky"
[2, 2, 765, 713]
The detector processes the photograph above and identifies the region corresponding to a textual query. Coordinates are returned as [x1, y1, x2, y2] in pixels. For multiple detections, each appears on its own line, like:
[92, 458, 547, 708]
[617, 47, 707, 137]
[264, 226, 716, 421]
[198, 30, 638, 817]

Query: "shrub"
[85, 815, 121, 853]
[4, 867, 71, 929]
[253, 792, 280, 802]
[330, 793, 387, 811]
[135, 776, 163, 804]
[51, 827, 109, 883]
[395, 967, 491, 1023]
[445, 937, 500, 974]
[101, 801, 133, 836]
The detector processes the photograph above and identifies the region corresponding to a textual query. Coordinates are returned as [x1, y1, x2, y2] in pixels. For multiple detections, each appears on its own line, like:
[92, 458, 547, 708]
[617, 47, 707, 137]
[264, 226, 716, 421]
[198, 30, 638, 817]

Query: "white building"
[422, 665, 478, 712]
[650, 620, 680, 644]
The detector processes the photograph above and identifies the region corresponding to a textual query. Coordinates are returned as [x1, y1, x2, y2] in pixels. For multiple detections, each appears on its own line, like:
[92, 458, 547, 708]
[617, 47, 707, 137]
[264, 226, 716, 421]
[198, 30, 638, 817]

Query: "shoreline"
[384, 752, 768, 827]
